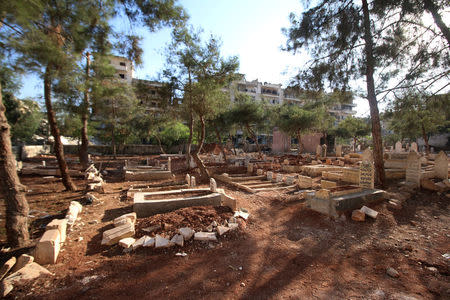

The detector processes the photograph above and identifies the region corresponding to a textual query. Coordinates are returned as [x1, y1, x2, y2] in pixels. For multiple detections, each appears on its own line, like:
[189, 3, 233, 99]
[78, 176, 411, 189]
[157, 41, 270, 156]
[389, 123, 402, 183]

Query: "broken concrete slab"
[35, 229, 61, 265]
[131, 236, 147, 250]
[4, 262, 52, 285]
[46, 219, 68, 243]
[119, 237, 136, 248]
[321, 180, 337, 189]
[179, 227, 195, 240]
[0, 257, 16, 281]
[360, 206, 378, 218]
[66, 201, 83, 227]
[171, 234, 184, 247]
[124, 170, 172, 181]
[194, 232, 217, 242]
[143, 236, 155, 247]
[101, 223, 135, 246]
[11, 254, 34, 274]
[114, 212, 137, 227]
[216, 225, 230, 236]
[155, 235, 172, 248]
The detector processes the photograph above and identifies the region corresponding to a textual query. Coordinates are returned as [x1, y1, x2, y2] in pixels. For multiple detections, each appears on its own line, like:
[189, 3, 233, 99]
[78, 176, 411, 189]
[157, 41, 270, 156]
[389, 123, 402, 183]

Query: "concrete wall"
[63, 144, 161, 155]
[21, 145, 51, 160]
[300, 133, 323, 153]
[272, 128, 291, 153]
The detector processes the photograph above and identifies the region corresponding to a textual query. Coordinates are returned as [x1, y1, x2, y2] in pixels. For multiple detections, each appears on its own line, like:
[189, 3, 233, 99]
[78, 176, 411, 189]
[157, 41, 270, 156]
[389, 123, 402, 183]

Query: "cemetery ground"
[0, 154, 449, 299]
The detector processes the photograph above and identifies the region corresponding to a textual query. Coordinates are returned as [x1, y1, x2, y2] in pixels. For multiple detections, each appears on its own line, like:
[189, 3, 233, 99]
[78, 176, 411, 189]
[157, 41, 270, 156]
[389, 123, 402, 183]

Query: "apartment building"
[109, 56, 134, 84]
[229, 75, 356, 120]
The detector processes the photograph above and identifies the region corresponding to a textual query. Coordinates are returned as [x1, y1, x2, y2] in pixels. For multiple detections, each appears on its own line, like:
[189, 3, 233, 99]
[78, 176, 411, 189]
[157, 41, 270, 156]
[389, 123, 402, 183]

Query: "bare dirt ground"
[1, 156, 449, 299]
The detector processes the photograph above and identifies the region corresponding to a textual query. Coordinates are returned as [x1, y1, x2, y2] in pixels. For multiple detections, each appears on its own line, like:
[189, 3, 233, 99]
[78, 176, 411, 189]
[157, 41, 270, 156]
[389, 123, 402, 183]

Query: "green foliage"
[276, 104, 317, 137]
[384, 90, 449, 140]
[3, 95, 43, 143]
[283, 0, 449, 98]
[335, 116, 371, 140]
[230, 94, 272, 137]
[160, 121, 189, 148]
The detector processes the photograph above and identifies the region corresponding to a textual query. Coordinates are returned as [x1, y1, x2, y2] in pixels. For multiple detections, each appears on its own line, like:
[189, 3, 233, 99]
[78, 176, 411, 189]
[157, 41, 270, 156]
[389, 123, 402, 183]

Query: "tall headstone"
[405, 151, 421, 187]
[410, 142, 418, 153]
[322, 144, 327, 158]
[247, 163, 254, 174]
[276, 173, 283, 183]
[434, 151, 448, 180]
[316, 145, 322, 158]
[210, 178, 217, 192]
[336, 145, 342, 157]
[267, 171, 273, 181]
[185, 174, 191, 186]
[190, 176, 196, 187]
[359, 149, 374, 189]
[167, 157, 171, 172]
[257, 169, 263, 175]
[395, 141, 402, 153]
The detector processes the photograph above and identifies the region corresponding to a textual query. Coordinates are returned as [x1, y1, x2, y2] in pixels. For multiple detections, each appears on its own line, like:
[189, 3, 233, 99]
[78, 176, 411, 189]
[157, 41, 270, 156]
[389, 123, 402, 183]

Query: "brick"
[360, 206, 378, 219]
[194, 232, 217, 242]
[119, 237, 135, 248]
[321, 180, 337, 189]
[101, 223, 135, 246]
[178, 227, 195, 240]
[114, 212, 137, 227]
[46, 219, 68, 243]
[351, 209, 365, 222]
[35, 229, 61, 265]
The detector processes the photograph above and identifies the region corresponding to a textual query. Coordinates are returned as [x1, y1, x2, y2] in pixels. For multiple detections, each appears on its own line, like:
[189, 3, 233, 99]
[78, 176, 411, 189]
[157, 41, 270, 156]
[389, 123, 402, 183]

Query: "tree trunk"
[296, 130, 302, 156]
[423, 0, 450, 47]
[246, 124, 261, 156]
[193, 115, 209, 179]
[44, 65, 77, 191]
[186, 111, 194, 168]
[154, 134, 166, 154]
[353, 137, 357, 152]
[111, 101, 116, 159]
[0, 81, 30, 247]
[214, 126, 227, 162]
[79, 52, 90, 169]
[362, 0, 386, 187]
[421, 123, 430, 154]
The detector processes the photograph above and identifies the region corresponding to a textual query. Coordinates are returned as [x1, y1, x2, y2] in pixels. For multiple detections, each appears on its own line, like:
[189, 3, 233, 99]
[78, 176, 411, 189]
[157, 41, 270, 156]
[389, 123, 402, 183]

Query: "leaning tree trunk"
[192, 115, 210, 179]
[44, 65, 77, 191]
[421, 123, 430, 154]
[154, 134, 166, 154]
[362, 0, 386, 187]
[0, 81, 30, 247]
[79, 52, 90, 169]
[214, 126, 227, 162]
[424, 0, 450, 47]
[246, 124, 261, 156]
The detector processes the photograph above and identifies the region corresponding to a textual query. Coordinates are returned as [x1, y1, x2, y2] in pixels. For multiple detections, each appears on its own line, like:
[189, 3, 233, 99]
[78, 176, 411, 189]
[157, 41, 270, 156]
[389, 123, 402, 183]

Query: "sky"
[18, 0, 372, 116]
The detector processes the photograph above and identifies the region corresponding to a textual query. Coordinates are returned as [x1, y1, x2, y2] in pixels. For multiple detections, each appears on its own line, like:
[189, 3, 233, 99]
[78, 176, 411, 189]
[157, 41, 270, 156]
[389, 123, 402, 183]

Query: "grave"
[305, 186, 384, 218]
[434, 151, 448, 180]
[133, 188, 236, 217]
[316, 145, 322, 158]
[213, 172, 297, 193]
[405, 151, 421, 188]
[411, 142, 418, 153]
[124, 162, 173, 181]
[298, 175, 313, 189]
[359, 149, 374, 189]
[336, 145, 342, 157]
[395, 141, 403, 153]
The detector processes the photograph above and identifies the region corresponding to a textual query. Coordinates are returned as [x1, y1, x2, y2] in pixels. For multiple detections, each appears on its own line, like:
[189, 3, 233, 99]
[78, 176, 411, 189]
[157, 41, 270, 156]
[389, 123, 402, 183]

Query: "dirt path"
[2, 173, 449, 299]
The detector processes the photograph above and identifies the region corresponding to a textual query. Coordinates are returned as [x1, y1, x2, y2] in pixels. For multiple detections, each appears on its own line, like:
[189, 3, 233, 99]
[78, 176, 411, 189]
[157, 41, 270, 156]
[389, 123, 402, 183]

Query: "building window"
[119, 62, 126, 66]
[151, 90, 156, 95]
[119, 74, 125, 79]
